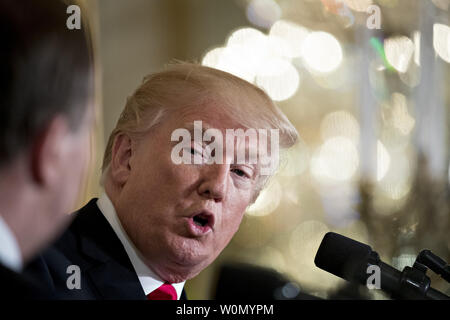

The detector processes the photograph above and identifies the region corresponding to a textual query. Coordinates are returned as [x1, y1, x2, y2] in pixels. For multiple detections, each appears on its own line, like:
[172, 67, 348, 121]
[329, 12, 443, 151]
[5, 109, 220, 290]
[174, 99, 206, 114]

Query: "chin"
[154, 260, 206, 283]
[157, 245, 215, 283]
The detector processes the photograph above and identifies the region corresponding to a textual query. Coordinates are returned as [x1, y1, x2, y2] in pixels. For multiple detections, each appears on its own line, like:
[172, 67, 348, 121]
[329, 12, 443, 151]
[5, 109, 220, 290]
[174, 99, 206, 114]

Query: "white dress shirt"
[96, 192, 185, 299]
[0, 215, 23, 272]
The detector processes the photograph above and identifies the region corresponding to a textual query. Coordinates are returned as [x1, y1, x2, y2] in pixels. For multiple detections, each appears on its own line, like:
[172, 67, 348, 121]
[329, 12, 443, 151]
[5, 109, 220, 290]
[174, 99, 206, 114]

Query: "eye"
[186, 145, 206, 164]
[187, 144, 203, 157]
[231, 168, 251, 179]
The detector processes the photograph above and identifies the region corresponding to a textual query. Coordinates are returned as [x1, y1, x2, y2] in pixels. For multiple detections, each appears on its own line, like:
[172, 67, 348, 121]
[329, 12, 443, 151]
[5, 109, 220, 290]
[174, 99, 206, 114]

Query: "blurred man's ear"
[110, 133, 133, 187]
[30, 116, 72, 186]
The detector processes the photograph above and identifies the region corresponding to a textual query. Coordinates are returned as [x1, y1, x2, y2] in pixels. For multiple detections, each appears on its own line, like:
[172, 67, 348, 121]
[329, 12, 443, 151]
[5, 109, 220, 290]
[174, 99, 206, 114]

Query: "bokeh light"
[301, 31, 343, 73]
[377, 140, 390, 181]
[269, 20, 310, 58]
[202, 47, 224, 68]
[265, 34, 293, 59]
[311, 136, 359, 183]
[203, 27, 300, 101]
[255, 58, 300, 101]
[433, 23, 450, 63]
[320, 111, 360, 145]
[226, 27, 267, 49]
[388, 93, 415, 136]
[377, 151, 412, 201]
[246, 0, 281, 29]
[384, 36, 415, 73]
[202, 46, 255, 82]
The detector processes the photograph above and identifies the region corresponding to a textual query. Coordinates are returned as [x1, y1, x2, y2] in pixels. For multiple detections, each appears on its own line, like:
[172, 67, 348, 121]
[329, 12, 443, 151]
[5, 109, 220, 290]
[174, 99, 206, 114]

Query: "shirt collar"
[0, 215, 23, 272]
[96, 192, 185, 299]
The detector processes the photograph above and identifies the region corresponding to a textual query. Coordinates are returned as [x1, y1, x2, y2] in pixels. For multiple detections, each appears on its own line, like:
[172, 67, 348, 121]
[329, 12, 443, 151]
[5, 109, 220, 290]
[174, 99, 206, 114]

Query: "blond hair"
[102, 62, 298, 182]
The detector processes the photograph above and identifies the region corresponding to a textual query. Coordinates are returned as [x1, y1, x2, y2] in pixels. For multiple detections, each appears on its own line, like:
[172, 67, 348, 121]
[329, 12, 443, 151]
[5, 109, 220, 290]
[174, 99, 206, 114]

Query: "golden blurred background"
[77, 0, 450, 299]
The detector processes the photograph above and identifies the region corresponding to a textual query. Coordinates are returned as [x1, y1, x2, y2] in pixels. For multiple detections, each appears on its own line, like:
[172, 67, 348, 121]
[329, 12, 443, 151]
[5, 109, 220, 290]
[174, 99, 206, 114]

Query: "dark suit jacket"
[25, 199, 187, 300]
[0, 262, 54, 300]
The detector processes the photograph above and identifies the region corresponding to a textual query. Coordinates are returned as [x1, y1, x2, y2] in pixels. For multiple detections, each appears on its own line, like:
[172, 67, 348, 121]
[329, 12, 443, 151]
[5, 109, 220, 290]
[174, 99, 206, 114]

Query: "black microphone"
[314, 232, 450, 300]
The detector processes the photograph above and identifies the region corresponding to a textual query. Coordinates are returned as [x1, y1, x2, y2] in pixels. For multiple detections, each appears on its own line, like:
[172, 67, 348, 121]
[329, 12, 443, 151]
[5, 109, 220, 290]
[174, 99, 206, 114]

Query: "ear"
[30, 116, 71, 186]
[110, 133, 134, 187]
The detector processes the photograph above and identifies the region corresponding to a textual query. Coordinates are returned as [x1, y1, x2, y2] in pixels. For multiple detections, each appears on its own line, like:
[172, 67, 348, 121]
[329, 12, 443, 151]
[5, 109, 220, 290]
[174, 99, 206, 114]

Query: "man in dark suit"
[0, 0, 94, 299]
[27, 63, 299, 300]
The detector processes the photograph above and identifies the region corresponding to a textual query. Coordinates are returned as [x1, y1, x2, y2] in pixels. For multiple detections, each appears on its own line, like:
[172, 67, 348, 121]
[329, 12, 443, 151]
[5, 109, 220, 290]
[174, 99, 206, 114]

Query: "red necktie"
[147, 283, 177, 300]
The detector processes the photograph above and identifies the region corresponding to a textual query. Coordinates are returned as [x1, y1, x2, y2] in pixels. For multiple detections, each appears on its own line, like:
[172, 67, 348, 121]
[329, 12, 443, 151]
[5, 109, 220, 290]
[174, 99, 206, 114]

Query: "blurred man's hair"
[0, 0, 94, 166]
[102, 62, 298, 177]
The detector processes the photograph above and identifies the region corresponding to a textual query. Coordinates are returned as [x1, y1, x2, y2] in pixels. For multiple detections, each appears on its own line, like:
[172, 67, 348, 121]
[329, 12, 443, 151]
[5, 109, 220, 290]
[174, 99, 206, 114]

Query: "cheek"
[220, 202, 248, 241]
[155, 158, 200, 198]
[127, 155, 195, 216]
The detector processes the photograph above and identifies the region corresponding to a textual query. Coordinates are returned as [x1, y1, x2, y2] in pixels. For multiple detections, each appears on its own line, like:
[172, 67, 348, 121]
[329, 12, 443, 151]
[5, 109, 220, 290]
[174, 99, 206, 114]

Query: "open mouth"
[192, 212, 213, 228]
[193, 214, 210, 227]
[186, 211, 214, 236]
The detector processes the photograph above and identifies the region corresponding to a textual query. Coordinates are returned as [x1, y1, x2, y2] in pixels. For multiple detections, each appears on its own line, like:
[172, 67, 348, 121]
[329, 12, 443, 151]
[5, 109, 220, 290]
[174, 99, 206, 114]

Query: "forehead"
[155, 102, 245, 135]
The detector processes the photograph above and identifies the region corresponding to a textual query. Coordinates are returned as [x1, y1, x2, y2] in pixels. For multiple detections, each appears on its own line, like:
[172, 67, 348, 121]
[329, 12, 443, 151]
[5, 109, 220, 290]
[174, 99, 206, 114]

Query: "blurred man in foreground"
[27, 63, 298, 299]
[0, 0, 94, 298]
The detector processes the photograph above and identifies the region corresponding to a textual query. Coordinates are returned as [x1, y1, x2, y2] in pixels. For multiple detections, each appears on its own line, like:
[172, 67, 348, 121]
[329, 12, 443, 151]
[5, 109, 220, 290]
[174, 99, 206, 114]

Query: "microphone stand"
[387, 250, 450, 300]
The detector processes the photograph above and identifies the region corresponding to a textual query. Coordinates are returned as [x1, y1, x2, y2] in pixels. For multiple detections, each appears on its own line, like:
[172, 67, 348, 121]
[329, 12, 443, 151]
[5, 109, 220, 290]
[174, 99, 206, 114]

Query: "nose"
[197, 164, 228, 202]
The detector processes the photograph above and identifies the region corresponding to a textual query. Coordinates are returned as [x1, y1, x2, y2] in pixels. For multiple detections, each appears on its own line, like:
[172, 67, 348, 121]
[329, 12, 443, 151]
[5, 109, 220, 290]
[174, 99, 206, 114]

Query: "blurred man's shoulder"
[23, 198, 107, 299]
[0, 262, 53, 299]
[23, 198, 142, 299]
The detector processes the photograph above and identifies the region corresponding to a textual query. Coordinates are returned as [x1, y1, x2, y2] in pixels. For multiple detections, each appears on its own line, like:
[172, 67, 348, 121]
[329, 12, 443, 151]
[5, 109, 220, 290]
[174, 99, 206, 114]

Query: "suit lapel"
[85, 261, 147, 300]
[72, 199, 147, 300]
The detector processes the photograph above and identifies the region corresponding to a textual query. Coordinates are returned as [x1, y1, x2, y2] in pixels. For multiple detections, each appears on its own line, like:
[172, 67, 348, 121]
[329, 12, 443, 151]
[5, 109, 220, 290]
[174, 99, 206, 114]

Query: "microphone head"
[314, 232, 375, 283]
